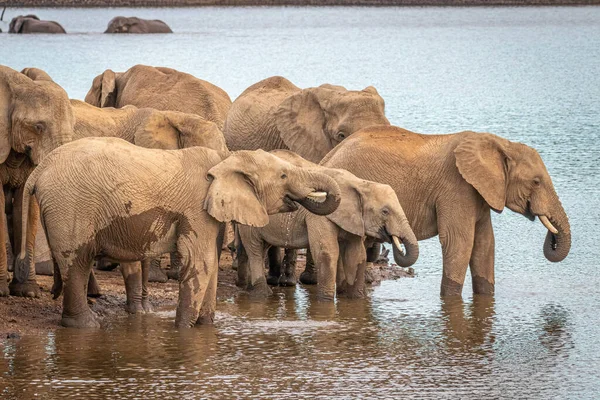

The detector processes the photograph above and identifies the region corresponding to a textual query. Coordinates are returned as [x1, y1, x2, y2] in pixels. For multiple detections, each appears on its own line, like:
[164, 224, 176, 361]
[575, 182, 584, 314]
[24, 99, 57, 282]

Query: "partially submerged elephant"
[104, 16, 172, 34]
[85, 65, 231, 130]
[9, 15, 66, 34]
[14, 138, 341, 328]
[237, 150, 418, 300]
[318, 125, 571, 296]
[0, 65, 74, 297]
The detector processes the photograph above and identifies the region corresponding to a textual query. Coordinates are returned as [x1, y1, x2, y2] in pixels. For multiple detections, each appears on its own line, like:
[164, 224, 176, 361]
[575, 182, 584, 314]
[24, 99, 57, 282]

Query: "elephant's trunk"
[293, 170, 341, 216]
[541, 194, 571, 262]
[391, 228, 419, 268]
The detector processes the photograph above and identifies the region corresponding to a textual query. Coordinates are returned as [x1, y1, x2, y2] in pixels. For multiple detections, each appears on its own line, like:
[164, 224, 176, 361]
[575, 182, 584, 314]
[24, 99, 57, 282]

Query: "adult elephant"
[9, 15, 66, 34]
[318, 125, 571, 296]
[237, 150, 418, 299]
[104, 16, 172, 34]
[224, 76, 389, 163]
[0, 65, 74, 297]
[14, 138, 341, 328]
[85, 65, 231, 130]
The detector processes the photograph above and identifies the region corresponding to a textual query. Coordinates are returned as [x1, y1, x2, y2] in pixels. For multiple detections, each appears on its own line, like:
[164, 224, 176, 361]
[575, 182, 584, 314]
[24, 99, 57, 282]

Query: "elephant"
[0, 65, 74, 297]
[237, 150, 418, 300]
[13, 137, 341, 328]
[84, 65, 231, 130]
[104, 16, 172, 34]
[316, 125, 571, 296]
[223, 76, 390, 163]
[9, 15, 66, 34]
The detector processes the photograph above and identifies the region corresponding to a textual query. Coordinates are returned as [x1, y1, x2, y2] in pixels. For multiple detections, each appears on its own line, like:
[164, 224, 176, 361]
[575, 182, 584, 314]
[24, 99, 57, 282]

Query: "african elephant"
[318, 125, 571, 296]
[84, 65, 231, 130]
[223, 76, 390, 163]
[9, 15, 66, 34]
[104, 16, 172, 34]
[0, 65, 74, 297]
[14, 137, 341, 328]
[237, 150, 418, 300]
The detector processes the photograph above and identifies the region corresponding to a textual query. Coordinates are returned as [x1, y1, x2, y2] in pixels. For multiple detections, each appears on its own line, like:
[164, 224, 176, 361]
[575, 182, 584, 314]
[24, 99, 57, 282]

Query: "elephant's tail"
[13, 165, 43, 283]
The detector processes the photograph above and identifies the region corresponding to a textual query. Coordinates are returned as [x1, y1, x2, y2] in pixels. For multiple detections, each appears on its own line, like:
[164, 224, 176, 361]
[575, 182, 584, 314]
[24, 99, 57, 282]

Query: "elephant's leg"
[87, 269, 102, 298]
[438, 212, 475, 297]
[469, 212, 495, 295]
[299, 249, 318, 285]
[266, 246, 283, 286]
[9, 188, 40, 298]
[96, 258, 119, 271]
[197, 262, 218, 325]
[239, 228, 272, 297]
[166, 251, 182, 280]
[337, 236, 367, 299]
[121, 261, 145, 314]
[235, 227, 249, 288]
[33, 217, 53, 276]
[308, 225, 339, 300]
[60, 252, 100, 328]
[0, 189, 9, 296]
[366, 243, 381, 263]
[279, 248, 298, 287]
[148, 258, 168, 283]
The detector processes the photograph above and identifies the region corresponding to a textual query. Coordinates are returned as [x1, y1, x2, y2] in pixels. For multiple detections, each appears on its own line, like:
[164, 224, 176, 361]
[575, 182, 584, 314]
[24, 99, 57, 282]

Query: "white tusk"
[306, 191, 327, 203]
[539, 215, 558, 234]
[392, 235, 403, 250]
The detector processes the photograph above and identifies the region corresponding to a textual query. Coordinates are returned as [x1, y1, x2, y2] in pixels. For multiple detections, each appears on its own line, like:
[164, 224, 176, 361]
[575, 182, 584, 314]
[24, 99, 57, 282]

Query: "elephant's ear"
[454, 132, 509, 212]
[85, 70, 116, 107]
[21, 68, 53, 82]
[0, 84, 11, 163]
[204, 159, 269, 227]
[325, 172, 365, 237]
[164, 111, 228, 152]
[362, 86, 379, 95]
[13, 18, 25, 33]
[274, 89, 328, 163]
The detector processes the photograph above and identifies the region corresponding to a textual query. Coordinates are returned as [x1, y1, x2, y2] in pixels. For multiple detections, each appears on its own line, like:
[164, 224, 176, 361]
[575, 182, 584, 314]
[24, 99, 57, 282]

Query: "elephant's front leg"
[9, 188, 39, 298]
[60, 253, 100, 328]
[469, 211, 495, 295]
[266, 246, 283, 286]
[337, 235, 367, 299]
[197, 262, 218, 325]
[279, 248, 298, 287]
[308, 224, 339, 300]
[238, 227, 272, 297]
[299, 249, 318, 285]
[0, 189, 9, 296]
[120, 261, 146, 314]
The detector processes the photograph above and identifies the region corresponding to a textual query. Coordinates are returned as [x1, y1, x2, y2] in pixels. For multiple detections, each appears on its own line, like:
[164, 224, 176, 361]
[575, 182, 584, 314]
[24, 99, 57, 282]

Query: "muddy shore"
[0, 252, 410, 337]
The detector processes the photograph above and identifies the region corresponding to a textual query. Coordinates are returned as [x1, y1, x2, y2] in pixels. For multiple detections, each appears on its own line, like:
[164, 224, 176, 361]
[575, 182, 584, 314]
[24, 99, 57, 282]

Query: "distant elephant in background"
[0, 65, 74, 298]
[14, 138, 341, 328]
[85, 65, 231, 129]
[224, 76, 390, 163]
[319, 125, 572, 296]
[9, 15, 66, 34]
[237, 150, 418, 299]
[104, 16, 172, 34]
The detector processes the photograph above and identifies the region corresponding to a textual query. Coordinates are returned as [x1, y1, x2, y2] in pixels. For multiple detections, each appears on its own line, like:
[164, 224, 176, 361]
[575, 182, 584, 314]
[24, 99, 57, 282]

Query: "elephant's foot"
[142, 298, 153, 313]
[175, 306, 200, 328]
[166, 268, 179, 281]
[247, 281, 273, 298]
[0, 281, 9, 297]
[125, 301, 145, 314]
[472, 276, 494, 296]
[35, 260, 54, 276]
[266, 274, 280, 286]
[440, 275, 464, 297]
[148, 263, 168, 283]
[9, 279, 40, 298]
[61, 310, 100, 329]
[299, 269, 318, 285]
[317, 290, 335, 301]
[196, 311, 215, 325]
[278, 273, 297, 287]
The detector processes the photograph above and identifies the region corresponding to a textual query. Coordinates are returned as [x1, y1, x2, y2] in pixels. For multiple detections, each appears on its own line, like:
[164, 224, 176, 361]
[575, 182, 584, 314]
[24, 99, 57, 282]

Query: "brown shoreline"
[3, 0, 600, 7]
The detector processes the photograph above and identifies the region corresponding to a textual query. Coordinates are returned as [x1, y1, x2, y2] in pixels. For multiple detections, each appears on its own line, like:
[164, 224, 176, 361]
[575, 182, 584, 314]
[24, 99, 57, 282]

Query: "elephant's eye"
[337, 131, 346, 140]
[381, 207, 390, 216]
[533, 178, 541, 186]
[280, 173, 287, 180]
[34, 122, 46, 135]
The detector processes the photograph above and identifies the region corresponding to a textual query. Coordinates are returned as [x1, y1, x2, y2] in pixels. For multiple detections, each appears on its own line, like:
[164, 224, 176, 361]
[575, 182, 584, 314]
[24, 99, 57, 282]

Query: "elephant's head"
[85, 69, 122, 108]
[455, 132, 571, 262]
[274, 84, 390, 163]
[0, 66, 74, 165]
[9, 15, 39, 33]
[105, 16, 134, 33]
[204, 150, 341, 227]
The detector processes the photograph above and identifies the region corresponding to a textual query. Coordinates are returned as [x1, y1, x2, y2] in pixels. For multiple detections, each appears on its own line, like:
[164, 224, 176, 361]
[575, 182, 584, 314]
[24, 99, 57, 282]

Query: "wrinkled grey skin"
[237, 150, 418, 300]
[104, 16, 172, 34]
[9, 15, 66, 34]
[14, 138, 341, 328]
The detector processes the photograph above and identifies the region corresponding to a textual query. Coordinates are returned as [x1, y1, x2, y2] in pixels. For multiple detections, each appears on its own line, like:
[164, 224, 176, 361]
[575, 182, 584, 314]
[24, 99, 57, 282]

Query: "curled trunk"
[391, 220, 419, 268]
[542, 195, 571, 262]
[294, 170, 341, 216]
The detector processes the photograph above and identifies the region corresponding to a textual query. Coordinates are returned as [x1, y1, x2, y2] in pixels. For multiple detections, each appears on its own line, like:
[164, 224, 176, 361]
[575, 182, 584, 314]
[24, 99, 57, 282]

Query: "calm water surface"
[1, 6, 599, 398]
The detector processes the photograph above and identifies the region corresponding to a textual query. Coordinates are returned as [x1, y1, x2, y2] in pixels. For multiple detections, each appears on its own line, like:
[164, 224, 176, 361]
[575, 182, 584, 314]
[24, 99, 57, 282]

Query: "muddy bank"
[0, 251, 411, 337]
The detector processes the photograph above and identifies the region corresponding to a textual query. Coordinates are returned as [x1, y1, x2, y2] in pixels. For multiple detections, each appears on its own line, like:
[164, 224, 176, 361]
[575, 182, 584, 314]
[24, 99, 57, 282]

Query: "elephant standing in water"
[14, 138, 341, 328]
[237, 150, 418, 299]
[9, 15, 66, 34]
[104, 17, 172, 34]
[318, 126, 571, 296]
[0, 65, 74, 297]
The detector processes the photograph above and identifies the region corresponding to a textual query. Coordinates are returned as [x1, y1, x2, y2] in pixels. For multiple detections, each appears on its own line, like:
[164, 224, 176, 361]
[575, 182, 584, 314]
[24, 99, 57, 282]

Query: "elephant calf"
[104, 16, 172, 34]
[9, 15, 66, 34]
[237, 150, 418, 300]
[14, 138, 341, 328]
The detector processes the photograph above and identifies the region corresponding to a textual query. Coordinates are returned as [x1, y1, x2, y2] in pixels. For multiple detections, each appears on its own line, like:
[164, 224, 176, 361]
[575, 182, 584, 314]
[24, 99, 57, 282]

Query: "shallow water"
[1, 6, 600, 398]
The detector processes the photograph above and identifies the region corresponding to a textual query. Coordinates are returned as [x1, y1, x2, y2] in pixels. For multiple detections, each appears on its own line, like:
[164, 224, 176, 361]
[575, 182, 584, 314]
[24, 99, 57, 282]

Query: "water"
[1, 6, 600, 398]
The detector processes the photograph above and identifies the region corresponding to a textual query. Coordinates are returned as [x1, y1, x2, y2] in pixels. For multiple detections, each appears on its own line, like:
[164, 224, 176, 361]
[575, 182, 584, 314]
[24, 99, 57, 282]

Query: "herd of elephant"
[0, 64, 570, 329]
[2, 14, 172, 34]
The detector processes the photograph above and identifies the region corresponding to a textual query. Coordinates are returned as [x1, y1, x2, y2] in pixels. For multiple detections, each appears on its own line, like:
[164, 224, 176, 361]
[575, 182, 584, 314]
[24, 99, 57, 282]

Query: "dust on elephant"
[320, 125, 571, 296]
[14, 137, 341, 328]
[0, 65, 74, 297]
[104, 16, 172, 33]
[237, 150, 418, 300]
[224, 76, 390, 163]
[84, 65, 231, 129]
[9, 15, 66, 34]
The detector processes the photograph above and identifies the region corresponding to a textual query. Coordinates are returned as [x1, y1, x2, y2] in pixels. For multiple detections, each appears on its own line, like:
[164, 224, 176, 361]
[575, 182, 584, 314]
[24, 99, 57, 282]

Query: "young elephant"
[9, 15, 66, 34]
[104, 16, 172, 34]
[14, 138, 341, 328]
[237, 150, 418, 299]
